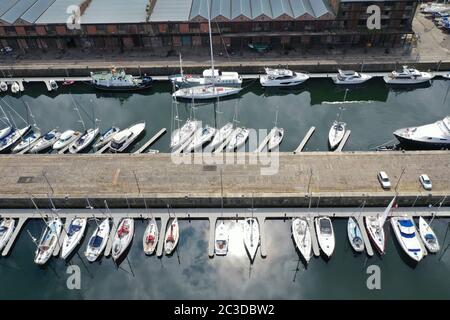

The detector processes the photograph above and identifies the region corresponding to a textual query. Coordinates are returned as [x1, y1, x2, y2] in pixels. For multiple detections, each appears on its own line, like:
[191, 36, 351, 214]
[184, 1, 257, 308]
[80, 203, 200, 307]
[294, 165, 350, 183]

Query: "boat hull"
[315, 217, 335, 258]
[112, 218, 134, 261]
[347, 217, 365, 253]
[394, 134, 450, 150]
[91, 82, 152, 92]
[390, 217, 424, 262]
[364, 216, 385, 254]
[292, 218, 312, 263]
[243, 218, 260, 262]
[0, 218, 15, 252]
[61, 218, 87, 260]
[164, 218, 179, 255]
[143, 218, 159, 256]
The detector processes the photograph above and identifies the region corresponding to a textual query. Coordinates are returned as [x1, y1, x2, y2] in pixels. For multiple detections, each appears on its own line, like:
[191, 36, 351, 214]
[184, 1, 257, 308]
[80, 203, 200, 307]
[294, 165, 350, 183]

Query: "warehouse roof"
[35, 0, 84, 24]
[81, 0, 149, 24]
[150, 0, 193, 22]
[0, 0, 20, 17]
[0, 0, 38, 24]
[20, 0, 55, 23]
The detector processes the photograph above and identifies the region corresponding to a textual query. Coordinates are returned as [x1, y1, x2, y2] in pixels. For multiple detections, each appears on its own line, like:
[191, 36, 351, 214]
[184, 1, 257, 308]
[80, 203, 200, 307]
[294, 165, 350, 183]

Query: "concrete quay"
[0, 151, 449, 208]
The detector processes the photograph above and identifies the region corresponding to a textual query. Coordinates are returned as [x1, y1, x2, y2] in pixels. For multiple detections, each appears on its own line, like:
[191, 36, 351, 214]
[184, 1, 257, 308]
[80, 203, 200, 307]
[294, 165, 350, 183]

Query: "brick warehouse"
[0, 0, 419, 53]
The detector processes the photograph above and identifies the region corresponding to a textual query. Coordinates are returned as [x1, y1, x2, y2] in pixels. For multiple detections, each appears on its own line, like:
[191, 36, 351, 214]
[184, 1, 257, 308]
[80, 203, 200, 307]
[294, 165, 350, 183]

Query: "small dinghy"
[0, 81, 8, 92]
[391, 217, 425, 262]
[164, 217, 179, 255]
[315, 217, 335, 258]
[49, 80, 58, 91]
[443, 73, 450, 80]
[227, 127, 249, 151]
[68, 128, 99, 153]
[111, 218, 134, 261]
[28, 129, 61, 153]
[34, 218, 63, 265]
[0, 218, 15, 252]
[63, 80, 75, 86]
[12, 129, 41, 153]
[143, 217, 159, 255]
[93, 126, 120, 149]
[61, 218, 87, 259]
[268, 127, 284, 151]
[347, 217, 365, 253]
[214, 220, 229, 256]
[292, 218, 312, 263]
[328, 121, 346, 150]
[417, 216, 440, 253]
[209, 122, 234, 150]
[11, 82, 20, 94]
[84, 218, 110, 262]
[243, 218, 260, 262]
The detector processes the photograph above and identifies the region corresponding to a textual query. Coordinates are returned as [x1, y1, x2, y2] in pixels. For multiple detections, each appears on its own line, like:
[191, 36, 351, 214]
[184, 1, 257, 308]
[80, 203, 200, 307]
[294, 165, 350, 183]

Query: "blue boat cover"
[400, 231, 415, 238]
[89, 235, 103, 248]
[399, 219, 414, 227]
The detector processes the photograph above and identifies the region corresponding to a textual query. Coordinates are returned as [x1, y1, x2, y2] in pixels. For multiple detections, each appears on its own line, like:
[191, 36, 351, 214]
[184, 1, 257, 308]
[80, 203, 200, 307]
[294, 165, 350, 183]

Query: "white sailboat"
[391, 216, 425, 262]
[291, 218, 312, 263]
[243, 218, 260, 262]
[0, 218, 15, 252]
[68, 128, 100, 153]
[417, 216, 440, 253]
[365, 196, 396, 254]
[185, 125, 216, 152]
[93, 126, 120, 149]
[315, 217, 335, 258]
[328, 104, 347, 150]
[111, 218, 134, 261]
[227, 127, 249, 151]
[143, 217, 159, 256]
[0, 82, 7, 92]
[0, 125, 32, 153]
[210, 122, 234, 150]
[84, 218, 110, 262]
[172, 0, 241, 101]
[164, 217, 179, 255]
[11, 82, 20, 94]
[171, 119, 200, 150]
[49, 80, 58, 91]
[60, 218, 87, 260]
[214, 220, 229, 256]
[12, 129, 41, 153]
[268, 110, 284, 151]
[34, 218, 63, 265]
[347, 217, 365, 253]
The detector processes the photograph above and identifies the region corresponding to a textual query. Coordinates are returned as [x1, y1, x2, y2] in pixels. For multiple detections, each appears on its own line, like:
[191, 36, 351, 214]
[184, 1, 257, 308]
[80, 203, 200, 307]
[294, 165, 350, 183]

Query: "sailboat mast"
[206, 0, 215, 87]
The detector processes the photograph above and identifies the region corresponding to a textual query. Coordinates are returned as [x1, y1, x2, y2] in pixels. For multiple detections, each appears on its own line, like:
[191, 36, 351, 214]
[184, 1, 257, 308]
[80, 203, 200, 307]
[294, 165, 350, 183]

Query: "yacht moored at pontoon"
[260, 67, 309, 87]
[384, 66, 433, 85]
[333, 69, 372, 85]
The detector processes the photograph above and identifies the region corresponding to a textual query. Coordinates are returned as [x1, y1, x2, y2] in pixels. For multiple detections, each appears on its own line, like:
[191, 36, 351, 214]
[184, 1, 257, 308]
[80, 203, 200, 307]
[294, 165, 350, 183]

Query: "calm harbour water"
[0, 78, 450, 299]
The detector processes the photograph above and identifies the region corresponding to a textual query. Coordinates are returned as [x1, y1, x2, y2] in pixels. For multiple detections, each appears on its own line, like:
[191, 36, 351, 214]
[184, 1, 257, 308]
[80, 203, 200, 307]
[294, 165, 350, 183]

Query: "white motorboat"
[291, 218, 312, 263]
[328, 121, 346, 150]
[173, 85, 242, 100]
[60, 218, 87, 260]
[0, 218, 15, 252]
[52, 129, 81, 150]
[110, 122, 145, 152]
[214, 220, 229, 256]
[442, 73, 450, 79]
[185, 126, 216, 152]
[0, 126, 14, 140]
[384, 66, 433, 84]
[34, 218, 63, 265]
[347, 217, 365, 253]
[68, 128, 99, 154]
[209, 122, 234, 150]
[49, 80, 58, 91]
[0, 125, 32, 153]
[393, 116, 450, 149]
[391, 217, 425, 262]
[164, 217, 179, 255]
[143, 217, 159, 256]
[365, 196, 396, 254]
[171, 68, 242, 88]
[11, 82, 20, 94]
[260, 67, 309, 87]
[29, 129, 61, 153]
[333, 69, 372, 85]
[268, 127, 284, 151]
[0, 81, 7, 92]
[111, 218, 134, 261]
[417, 216, 440, 253]
[12, 129, 41, 153]
[243, 218, 260, 262]
[84, 218, 110, 262]
[90, 67, 152, 91]
[315, 217, 335, 258]
[171, 119, 200, 150]
[227, 127, 249, 151]
[93, 126, 120, 149]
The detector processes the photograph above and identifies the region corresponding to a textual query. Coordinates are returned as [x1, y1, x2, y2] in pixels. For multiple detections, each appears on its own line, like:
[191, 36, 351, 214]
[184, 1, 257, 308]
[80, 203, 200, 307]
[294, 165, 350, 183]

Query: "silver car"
[419, 174, 432, 191]
[377, 171, 391, 190]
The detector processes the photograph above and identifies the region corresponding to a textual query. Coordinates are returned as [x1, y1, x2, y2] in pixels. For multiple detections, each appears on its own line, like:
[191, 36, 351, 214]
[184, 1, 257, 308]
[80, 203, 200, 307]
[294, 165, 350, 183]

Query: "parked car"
[1, 47, 13, 54]
[419, 174, 432, 191]
[377, 171, 391, 190]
